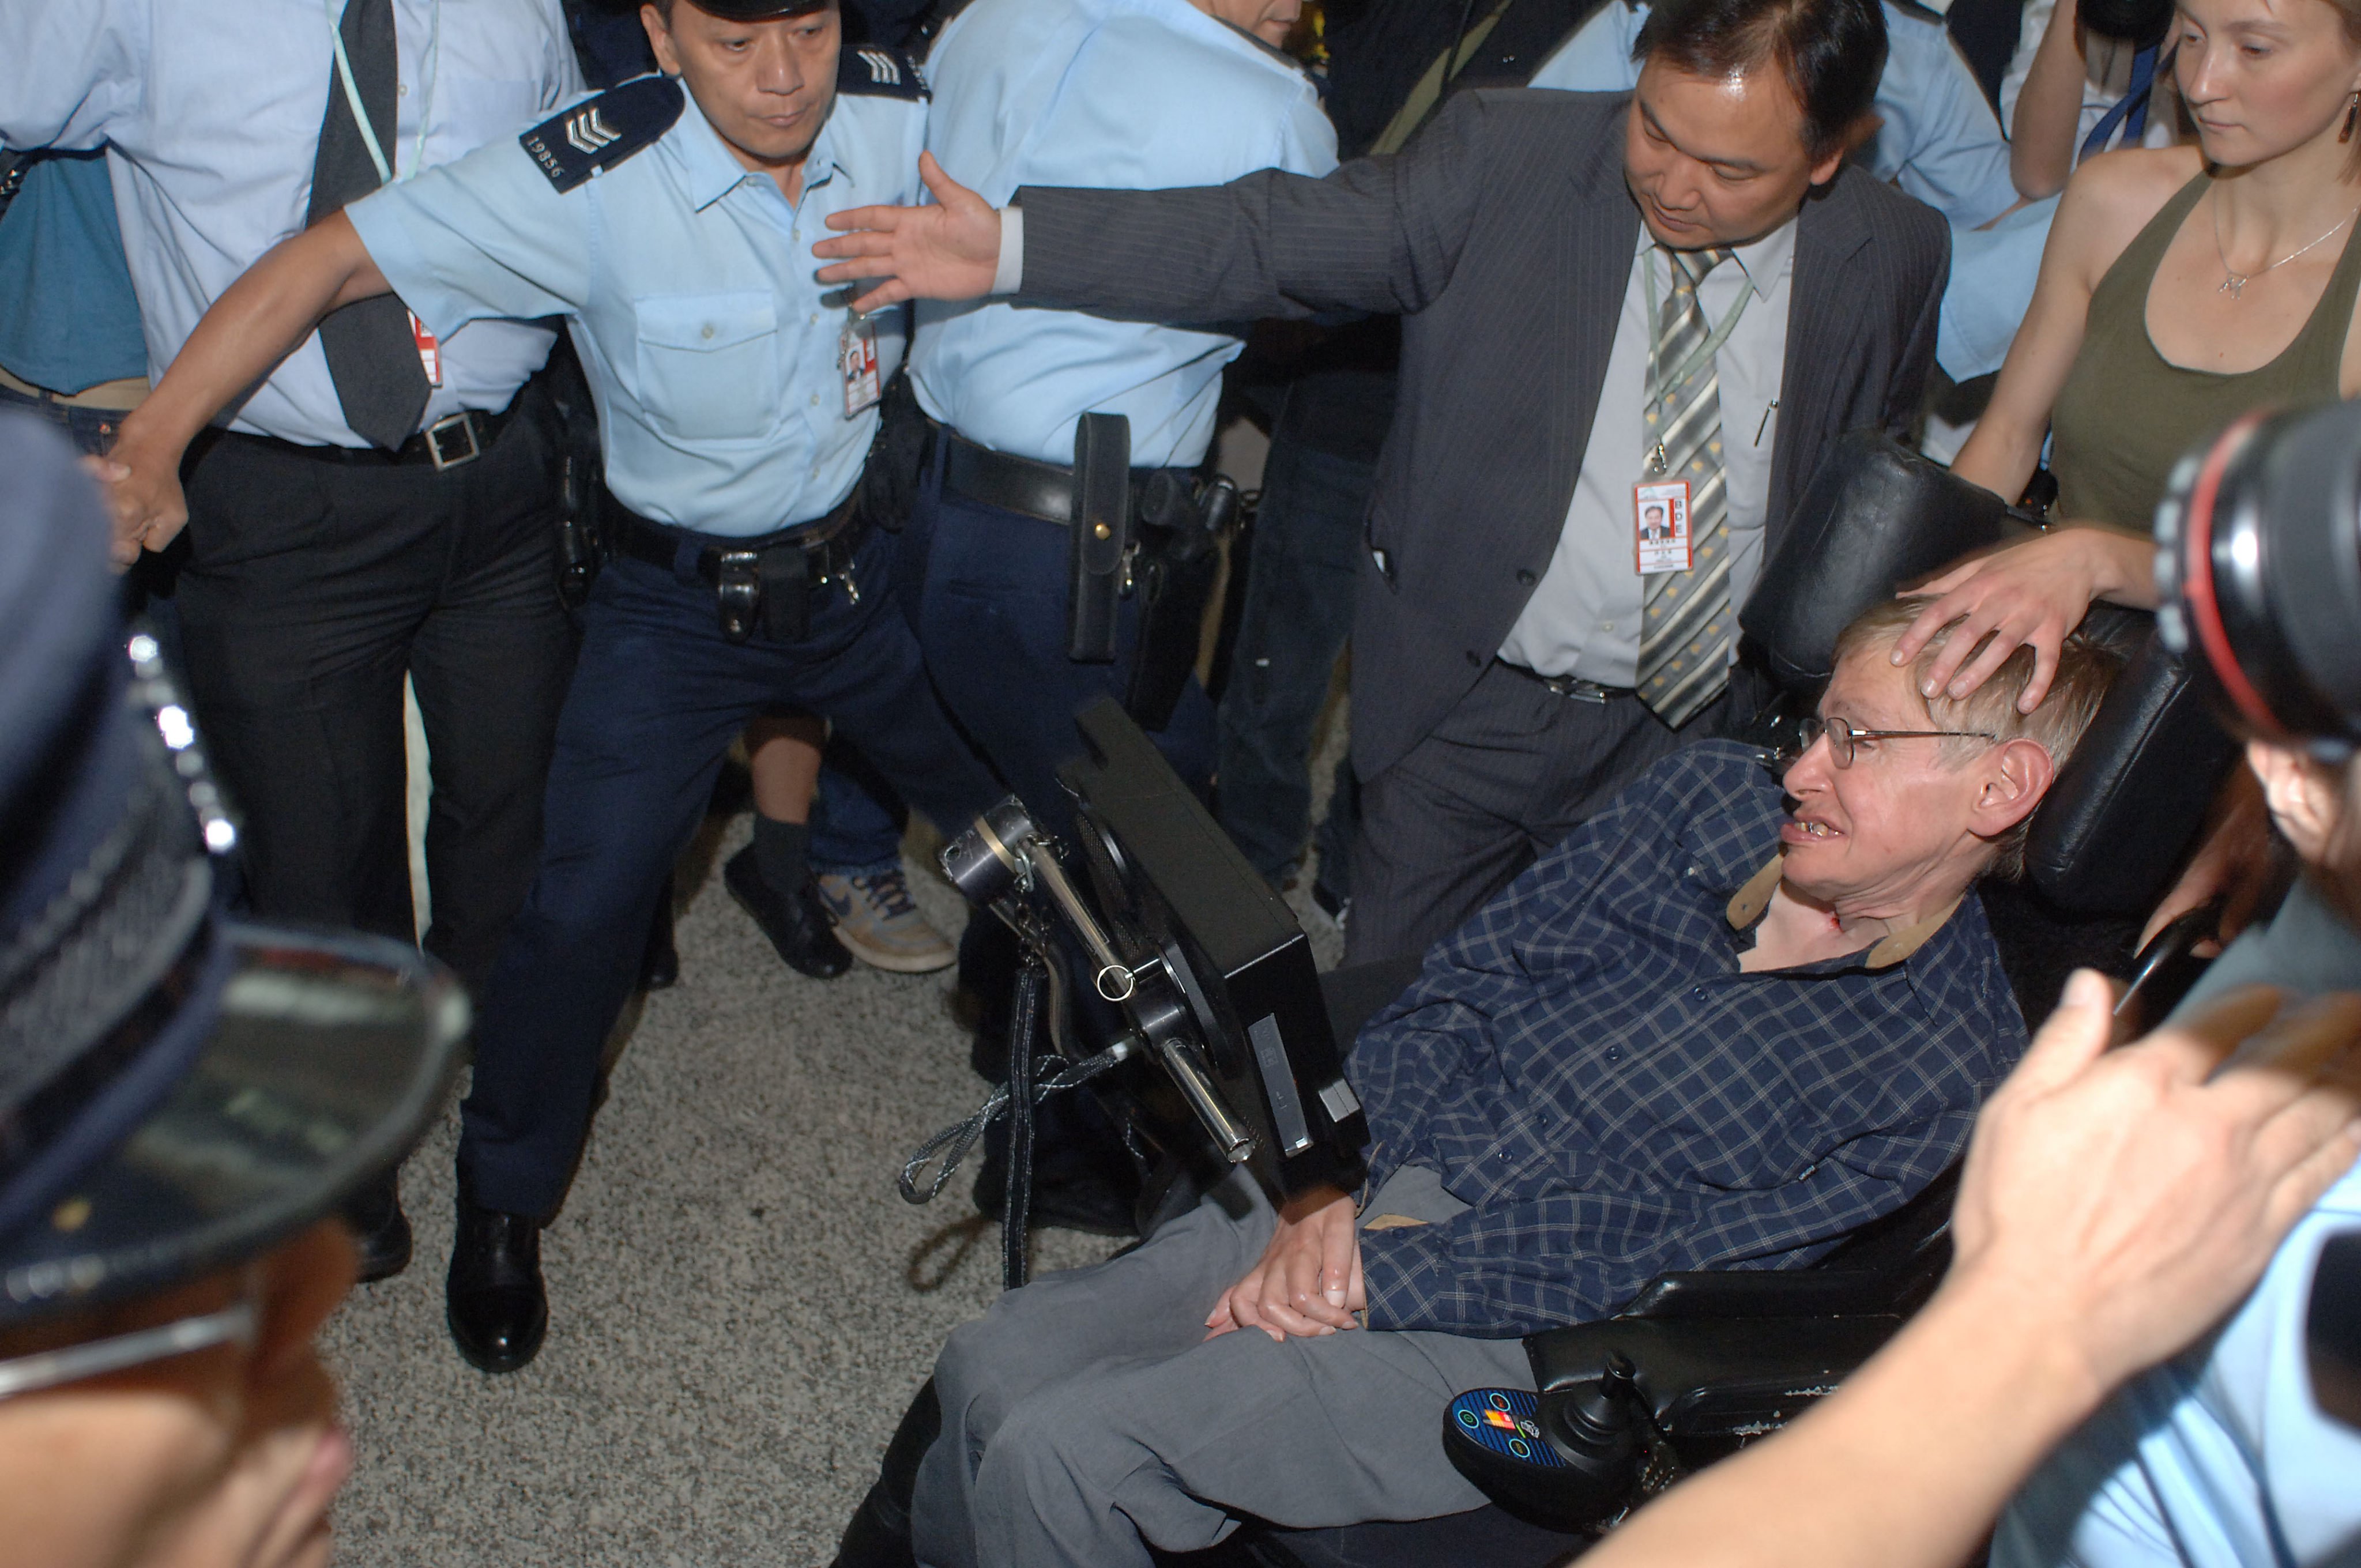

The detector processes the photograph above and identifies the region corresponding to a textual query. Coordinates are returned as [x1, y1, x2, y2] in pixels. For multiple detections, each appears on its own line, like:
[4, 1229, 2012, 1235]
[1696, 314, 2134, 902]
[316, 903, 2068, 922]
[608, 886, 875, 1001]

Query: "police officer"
[98, 0, 1003, 1374]
[2, 0, 588, 1289]
[896, 0, 1335, 1232]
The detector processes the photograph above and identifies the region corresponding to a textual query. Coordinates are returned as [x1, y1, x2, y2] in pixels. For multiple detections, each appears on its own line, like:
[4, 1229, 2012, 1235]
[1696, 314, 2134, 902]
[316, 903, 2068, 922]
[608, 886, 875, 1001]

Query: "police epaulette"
[519, 74, 686, 194]
[839, 44, 928, 100]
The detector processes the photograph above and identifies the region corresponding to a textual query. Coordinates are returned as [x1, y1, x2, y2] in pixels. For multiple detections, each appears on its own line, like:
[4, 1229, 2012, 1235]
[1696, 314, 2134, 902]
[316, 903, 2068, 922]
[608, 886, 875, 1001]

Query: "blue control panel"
[1446, 1387, 1566, 1469]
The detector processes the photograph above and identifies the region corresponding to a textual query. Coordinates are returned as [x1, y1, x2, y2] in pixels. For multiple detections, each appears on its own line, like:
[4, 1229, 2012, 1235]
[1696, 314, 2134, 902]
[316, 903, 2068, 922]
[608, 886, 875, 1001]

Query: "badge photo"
[1634, 479, 1692, 574]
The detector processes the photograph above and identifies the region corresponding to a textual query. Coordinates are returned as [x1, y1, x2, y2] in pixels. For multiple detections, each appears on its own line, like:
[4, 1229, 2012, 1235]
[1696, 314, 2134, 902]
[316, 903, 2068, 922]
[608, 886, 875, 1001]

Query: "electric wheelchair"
[859, 432, 2253, 1568]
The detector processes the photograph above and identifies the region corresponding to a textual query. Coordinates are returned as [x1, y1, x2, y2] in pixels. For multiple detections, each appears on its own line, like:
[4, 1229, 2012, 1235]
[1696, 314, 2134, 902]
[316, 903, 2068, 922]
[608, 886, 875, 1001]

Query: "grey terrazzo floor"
[322, 711, 1349, 1566]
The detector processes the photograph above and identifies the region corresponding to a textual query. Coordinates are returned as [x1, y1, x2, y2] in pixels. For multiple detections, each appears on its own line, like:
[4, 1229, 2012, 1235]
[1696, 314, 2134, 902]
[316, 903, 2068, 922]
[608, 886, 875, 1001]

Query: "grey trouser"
[911, 1169, 1533, 1568]
[1345, 659, 1734, 965]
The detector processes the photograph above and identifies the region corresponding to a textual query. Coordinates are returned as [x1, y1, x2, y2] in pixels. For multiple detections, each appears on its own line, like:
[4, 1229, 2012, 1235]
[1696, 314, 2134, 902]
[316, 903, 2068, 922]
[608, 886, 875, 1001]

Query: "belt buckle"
[1546, 674, 1610, 704]
[425, 412, 482, 472]
[715, 549, 762, 643]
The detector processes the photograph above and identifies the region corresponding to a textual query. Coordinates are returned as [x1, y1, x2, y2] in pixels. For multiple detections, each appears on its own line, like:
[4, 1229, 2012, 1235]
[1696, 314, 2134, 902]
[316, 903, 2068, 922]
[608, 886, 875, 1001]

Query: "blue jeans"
[1214, 432, 1372, 887]
[461, 525, 1001, 1217]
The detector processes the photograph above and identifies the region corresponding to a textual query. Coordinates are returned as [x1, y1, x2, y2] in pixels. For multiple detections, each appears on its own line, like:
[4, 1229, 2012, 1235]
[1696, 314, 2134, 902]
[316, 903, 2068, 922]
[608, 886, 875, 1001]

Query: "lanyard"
[1641, 244, 1750, 417]
[323, 0, 440, 186]
[2078, 44, 2157, 164]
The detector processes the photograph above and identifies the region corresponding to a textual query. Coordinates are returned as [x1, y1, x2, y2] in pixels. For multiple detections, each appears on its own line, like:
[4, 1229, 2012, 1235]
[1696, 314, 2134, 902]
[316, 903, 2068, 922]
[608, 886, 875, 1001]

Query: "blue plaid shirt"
[1351, 741, 2028, 1337]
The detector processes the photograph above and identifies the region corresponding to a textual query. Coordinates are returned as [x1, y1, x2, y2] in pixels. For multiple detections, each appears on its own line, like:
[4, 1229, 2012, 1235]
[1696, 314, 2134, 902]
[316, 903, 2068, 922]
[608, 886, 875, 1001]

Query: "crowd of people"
[3, 0, 2361, 1563]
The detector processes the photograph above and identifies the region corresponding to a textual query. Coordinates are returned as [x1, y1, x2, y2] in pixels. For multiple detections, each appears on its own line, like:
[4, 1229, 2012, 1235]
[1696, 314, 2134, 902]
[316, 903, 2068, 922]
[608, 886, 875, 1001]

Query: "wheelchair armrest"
[2113, 902, 2219, 1035]
[1526, 1314, 1903, 1446]
[1614, 1267, 1921, 1322]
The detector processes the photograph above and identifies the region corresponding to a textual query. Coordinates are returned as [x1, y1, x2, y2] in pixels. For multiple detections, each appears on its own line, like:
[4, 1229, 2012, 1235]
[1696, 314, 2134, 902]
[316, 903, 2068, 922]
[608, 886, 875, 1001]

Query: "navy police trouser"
[460, 522, 1000, 1219]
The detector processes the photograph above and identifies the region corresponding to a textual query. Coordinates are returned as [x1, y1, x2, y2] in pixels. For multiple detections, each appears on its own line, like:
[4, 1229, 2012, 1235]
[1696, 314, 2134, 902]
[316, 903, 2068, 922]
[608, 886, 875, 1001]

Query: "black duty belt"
[223, 402, 522, 471]
[605, 487, 866, 644]
[1497, 661, 1634, 704]
[940, 431, 1194, 526]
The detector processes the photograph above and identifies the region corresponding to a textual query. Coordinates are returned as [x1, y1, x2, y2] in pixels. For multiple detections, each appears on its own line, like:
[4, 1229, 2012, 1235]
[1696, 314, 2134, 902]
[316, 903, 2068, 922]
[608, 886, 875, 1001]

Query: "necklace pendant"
[2219, 271, 2247, 300]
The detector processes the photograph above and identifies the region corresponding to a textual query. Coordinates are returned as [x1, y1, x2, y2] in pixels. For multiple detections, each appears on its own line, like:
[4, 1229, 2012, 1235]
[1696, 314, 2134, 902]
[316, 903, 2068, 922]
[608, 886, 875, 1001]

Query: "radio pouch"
[1068, 412, 1132, 664]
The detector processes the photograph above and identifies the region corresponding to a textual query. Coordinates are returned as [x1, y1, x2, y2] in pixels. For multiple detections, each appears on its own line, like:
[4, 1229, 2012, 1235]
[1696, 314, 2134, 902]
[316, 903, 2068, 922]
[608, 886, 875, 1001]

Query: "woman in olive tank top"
[1892, 0, 2361, 714]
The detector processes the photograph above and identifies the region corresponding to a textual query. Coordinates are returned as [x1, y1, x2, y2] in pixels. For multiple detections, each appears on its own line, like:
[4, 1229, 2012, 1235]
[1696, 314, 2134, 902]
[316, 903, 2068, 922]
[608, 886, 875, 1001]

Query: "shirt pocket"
[633, 293, 779, 443]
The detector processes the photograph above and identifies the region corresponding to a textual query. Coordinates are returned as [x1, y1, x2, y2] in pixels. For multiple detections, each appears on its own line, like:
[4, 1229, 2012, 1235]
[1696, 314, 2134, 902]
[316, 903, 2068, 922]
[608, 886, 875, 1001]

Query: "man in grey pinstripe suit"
[820, 0, 1949, 971]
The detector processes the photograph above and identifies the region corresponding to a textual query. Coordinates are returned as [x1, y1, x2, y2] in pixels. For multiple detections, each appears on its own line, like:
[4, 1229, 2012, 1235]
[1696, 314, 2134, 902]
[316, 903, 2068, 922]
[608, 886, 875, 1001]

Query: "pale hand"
[812, 152, 1001, 315]
[1946, 970, 2361, 1399]
[1206, 1185, 1365, 1343]
[1890, 528, 2141, 711]
[88, 416, 192, 569]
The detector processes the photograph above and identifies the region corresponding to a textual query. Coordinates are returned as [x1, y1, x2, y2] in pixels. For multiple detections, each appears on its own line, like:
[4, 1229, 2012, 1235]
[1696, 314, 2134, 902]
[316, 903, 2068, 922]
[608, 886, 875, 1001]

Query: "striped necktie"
[1636, 245, 1734, 729]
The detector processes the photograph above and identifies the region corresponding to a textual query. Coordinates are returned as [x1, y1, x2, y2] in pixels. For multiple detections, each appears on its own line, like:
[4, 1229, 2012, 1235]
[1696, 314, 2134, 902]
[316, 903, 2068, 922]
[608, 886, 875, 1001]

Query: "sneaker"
[816, 865, 958, 974]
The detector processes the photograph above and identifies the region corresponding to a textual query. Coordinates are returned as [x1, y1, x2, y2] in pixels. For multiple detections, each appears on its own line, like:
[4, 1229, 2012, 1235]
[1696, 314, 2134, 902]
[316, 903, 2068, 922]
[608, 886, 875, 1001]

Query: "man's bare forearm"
[1579, 1276, 2103, 1568]
[129, 213, 393, 452]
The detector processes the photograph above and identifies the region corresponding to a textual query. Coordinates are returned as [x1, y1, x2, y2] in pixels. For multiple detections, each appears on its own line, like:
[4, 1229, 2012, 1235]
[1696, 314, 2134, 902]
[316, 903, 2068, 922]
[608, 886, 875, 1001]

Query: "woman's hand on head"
[1891, 528, 2152, 710]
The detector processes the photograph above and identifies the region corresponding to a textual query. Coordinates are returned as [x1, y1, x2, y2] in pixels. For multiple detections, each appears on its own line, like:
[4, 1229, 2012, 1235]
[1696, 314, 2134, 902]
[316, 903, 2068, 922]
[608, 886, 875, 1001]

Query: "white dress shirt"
[0, 0, 580, 448]
[1497, 221, 1794, 685]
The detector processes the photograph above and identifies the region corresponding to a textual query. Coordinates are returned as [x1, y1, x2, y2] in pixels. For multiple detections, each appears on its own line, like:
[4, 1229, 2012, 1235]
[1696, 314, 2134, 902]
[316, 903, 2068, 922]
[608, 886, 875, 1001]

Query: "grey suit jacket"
[1016, 89, 1950, 779]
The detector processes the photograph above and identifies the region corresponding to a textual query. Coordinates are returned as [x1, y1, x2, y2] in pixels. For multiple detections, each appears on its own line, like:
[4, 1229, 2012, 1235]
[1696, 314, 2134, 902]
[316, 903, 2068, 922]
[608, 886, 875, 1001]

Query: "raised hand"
[813, 152, 1003, 314]
[1948, 971, 2361, 1398]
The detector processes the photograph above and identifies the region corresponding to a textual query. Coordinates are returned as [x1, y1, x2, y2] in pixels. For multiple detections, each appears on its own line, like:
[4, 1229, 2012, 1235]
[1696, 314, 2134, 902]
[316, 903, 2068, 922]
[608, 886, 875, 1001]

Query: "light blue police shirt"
[1938, 194, 2055, 382]
[912, 0, 1336, 469]
[0, 0, 578, 448]
[1530, 0, 2019, 229]
[349, 81, 925, 537]
[1993, 880, 2361, 1568]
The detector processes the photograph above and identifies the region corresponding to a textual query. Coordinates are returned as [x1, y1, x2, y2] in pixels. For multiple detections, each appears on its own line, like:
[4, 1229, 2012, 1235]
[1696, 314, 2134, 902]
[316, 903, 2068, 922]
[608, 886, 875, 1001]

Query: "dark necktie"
[1636, 246, 1735, 729]
[305, 0, 430, 450]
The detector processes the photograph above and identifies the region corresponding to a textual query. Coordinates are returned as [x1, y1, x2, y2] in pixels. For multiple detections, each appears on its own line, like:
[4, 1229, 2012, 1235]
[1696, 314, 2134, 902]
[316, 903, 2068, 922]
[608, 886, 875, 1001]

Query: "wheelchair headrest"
[1740, 431, 2025, 688]
[1741, 432, 2239, 921]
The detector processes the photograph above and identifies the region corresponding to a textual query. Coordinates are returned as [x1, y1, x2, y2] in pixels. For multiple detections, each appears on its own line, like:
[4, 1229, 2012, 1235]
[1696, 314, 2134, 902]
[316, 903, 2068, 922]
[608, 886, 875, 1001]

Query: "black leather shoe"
[344, 1172, 412, 1284]
[724, 845, 852, 979]
[446, 1190, 548, 1375]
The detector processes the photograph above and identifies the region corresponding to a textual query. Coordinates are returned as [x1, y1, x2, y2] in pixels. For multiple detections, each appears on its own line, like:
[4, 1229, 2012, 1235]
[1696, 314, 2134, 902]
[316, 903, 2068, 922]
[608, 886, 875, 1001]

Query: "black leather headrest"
[2026, 631, 2242, 917]
[1741, 431, 2025, 690]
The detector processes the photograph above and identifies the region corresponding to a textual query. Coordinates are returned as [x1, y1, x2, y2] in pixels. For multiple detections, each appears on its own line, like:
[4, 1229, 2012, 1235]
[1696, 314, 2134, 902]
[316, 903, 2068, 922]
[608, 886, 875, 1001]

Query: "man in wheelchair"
[881, 597, 2121, 1568]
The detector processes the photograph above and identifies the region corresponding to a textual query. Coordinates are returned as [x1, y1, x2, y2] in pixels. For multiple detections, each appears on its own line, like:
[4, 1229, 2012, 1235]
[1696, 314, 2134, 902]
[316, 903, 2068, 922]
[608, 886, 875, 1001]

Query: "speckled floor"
[323, 700, 1348, 1565]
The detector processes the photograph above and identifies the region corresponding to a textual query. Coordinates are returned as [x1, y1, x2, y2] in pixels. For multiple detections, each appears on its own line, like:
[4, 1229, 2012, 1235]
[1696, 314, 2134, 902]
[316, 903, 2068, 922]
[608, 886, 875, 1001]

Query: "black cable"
[1000, 955, 1044, 1290]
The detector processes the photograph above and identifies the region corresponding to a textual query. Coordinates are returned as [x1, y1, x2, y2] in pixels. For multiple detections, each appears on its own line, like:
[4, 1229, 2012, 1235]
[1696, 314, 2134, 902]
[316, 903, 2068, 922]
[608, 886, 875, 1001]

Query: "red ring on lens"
[2179, 412, 2285, 738]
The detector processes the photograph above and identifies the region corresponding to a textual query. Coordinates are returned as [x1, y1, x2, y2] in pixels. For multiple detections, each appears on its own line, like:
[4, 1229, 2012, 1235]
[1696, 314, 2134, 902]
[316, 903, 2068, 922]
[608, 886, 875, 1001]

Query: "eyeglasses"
[0, 1277, 259, 1400]
[1798, 715, 1997, 768]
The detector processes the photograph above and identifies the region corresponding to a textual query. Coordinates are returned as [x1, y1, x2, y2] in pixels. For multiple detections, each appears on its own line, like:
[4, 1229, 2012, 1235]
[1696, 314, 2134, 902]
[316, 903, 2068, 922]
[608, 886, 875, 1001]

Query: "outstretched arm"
[1577, 974, 2361, 1568]
[815, 89, 1498, 325]
[100, 215, 389, 564]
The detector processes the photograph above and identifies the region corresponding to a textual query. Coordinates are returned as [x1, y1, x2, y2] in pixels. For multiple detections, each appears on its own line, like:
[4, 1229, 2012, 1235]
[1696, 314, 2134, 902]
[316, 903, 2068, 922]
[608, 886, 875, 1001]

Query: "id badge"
[409, 311, 442, 389]
[839, 311, 881, 417]
[1633, 479, 1692, 574]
